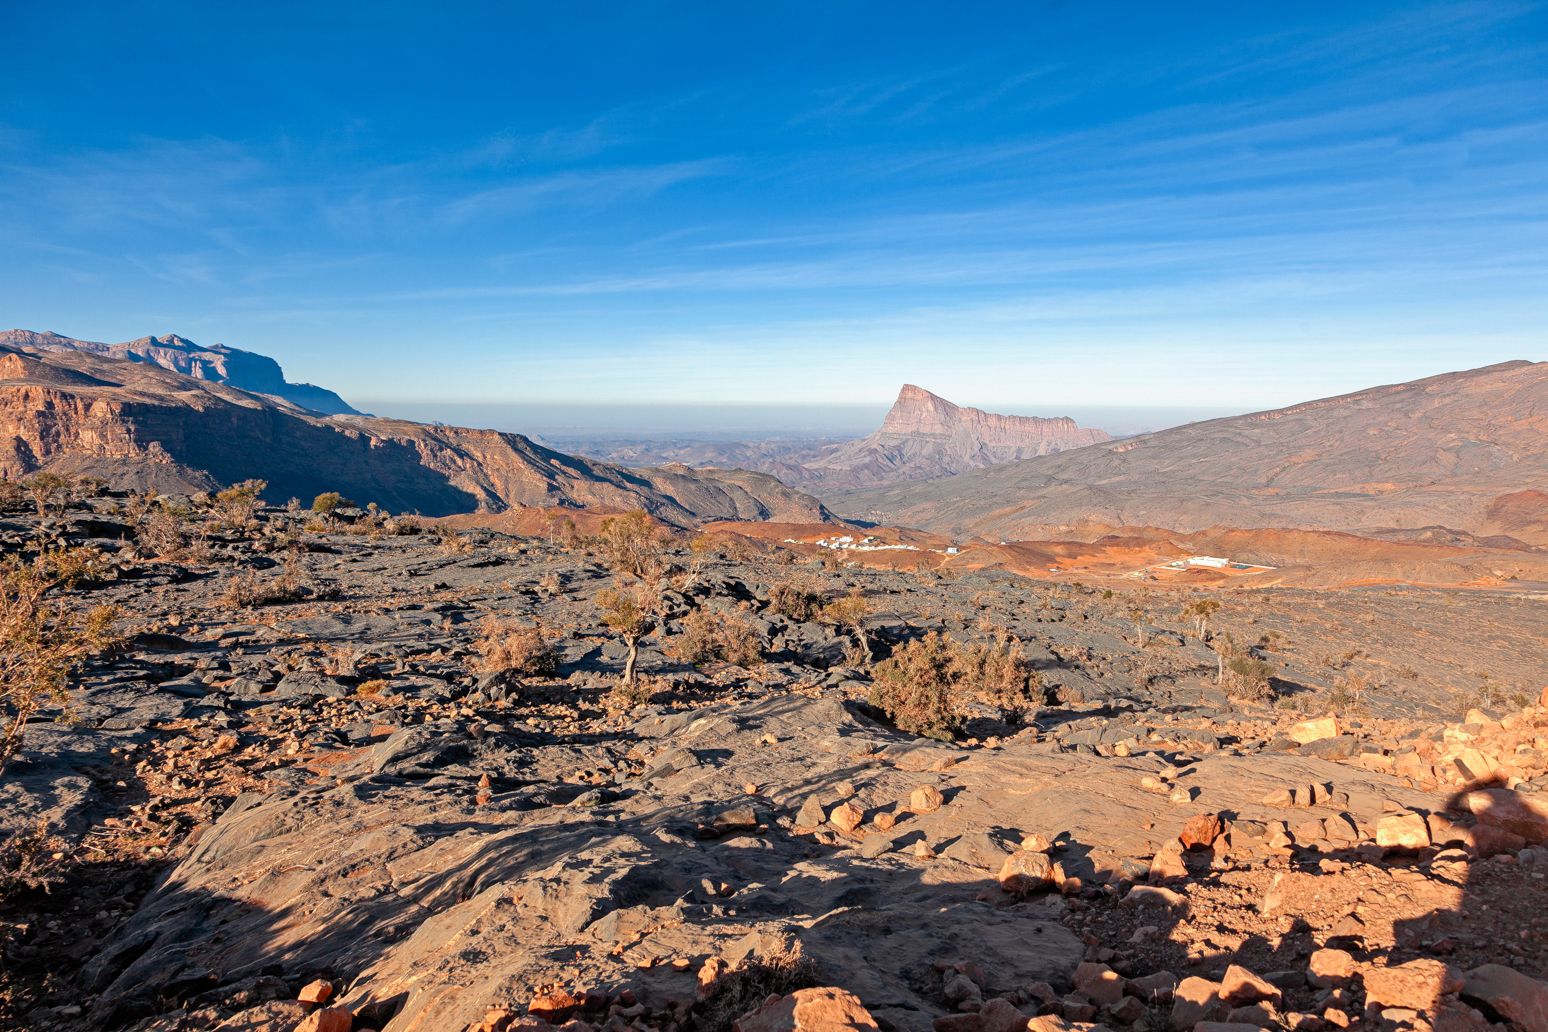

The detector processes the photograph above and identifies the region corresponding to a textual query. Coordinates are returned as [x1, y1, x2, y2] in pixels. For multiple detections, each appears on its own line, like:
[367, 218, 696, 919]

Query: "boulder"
[1289, 716, 1339, 745]
[1460, 788, 1548, 844]
[1462, 964, 1548, 1032]
[1180, 813, 1224, 850]
[998, 850, 1056, 895]
[735, 987, 882, 1032]
[1375, 812, 1431, 852]
[1362, 959, 1463, 1013]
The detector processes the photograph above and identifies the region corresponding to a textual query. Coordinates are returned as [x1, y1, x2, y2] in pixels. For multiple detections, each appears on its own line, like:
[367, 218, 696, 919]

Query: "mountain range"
[565, 384, 1110, 492]
[836, 360, 1548, 544]
[0, 330, 360, 416]
[0, 338, 831, 526]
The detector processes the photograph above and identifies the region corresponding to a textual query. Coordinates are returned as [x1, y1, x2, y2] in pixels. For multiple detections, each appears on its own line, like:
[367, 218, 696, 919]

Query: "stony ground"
[2, 495, 1547, 1032]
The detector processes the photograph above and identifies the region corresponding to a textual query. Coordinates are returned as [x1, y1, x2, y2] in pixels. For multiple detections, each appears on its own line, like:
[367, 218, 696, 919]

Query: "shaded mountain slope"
[836, 361, 1548, 540]
[0, 345, 834, 525]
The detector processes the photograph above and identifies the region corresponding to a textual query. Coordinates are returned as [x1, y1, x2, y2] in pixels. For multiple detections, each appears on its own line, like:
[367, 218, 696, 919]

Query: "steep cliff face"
[1, 329, 360, 416]
[0, 345, 835, 526]
[805, 385, 1110, 489]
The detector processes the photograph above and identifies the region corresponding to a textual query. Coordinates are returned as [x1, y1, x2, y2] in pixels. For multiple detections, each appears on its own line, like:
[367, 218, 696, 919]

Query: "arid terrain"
[2, 486, 1546, 1032]
[4, 336, 1548, 1032]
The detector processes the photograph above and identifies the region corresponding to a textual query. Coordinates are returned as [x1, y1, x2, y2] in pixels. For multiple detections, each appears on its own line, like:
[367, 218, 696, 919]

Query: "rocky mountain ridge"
[0, 344, 834, 525]
[1, 329, 360, 416]
[836, 361, 1548, 543]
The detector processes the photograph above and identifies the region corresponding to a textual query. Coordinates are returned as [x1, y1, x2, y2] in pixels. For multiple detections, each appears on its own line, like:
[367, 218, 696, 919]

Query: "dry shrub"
[136, 503, 209, 562]
[1, 560, 120, 772]
[697, 943, 819, 1032]
[668, 607, 764, 669]
[0, 819, 66, 898]
[769, 578, 824, 622]
[957, 627, 1042, 720]
[355, 679, 389, 698]
[36, 545, 114, 588]
[384, 514, 422, 536]
[219, 564, 309, 609]
[21, 472, 74, 518]
[868, 632, 964, 740]
[212, 478, 266, 530]
[0, 480, 24, 514]
[435, 526, 472, 555]
[472, 617, 558, 677]
[1224, 655, 1277, 701]
[868, 628, 1039, 739]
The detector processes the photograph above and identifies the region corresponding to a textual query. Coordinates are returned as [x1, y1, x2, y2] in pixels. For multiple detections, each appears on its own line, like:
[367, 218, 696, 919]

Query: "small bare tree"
[821, 587, 871, 666]
[22, 472, 73, 519]
[1180, 597, 1221, 640]
[597, 578, 661, 692]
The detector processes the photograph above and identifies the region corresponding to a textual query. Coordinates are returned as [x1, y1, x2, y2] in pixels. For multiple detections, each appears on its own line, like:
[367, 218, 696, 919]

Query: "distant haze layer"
[359, 401, 1242, 439]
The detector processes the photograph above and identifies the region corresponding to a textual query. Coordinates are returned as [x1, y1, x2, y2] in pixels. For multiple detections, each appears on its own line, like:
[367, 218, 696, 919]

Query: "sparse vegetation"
[596, 509, 666, 578]
[820, 587, 871, 665]
[668, 606, 764, 668]
[597, 577, 661, 699]
[697, 943, 820, 1032]
[769, 577, 824, 622]
[218, 562, 311, 608]
[212, 478, 266, 530]
[21, 472, 73, 519]
[0, 559, 120, 773]
[1223, 654, 1277, 701]
[472, 617, 558, 678]
[868, 631, 964, 740]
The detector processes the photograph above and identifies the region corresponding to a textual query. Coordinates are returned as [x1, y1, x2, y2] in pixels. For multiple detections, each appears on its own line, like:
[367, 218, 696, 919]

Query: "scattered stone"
[1073, 962, 1126, 1008]
[1180, 813, 1224, 850]
[1220, 964, 1280, 1006]
[1307, 949, 1356, 989]
[1362, 959, 1463, 1014]
[829, 801, 865, 834]
[297, 979, 334, 1005]
[1375, 811, 1431, 852]
[998, 849, 1055, 895]
[1461, 964, 1548, 1032]
[911, 785, 945, 813]
[296, 1007, 352, 1032]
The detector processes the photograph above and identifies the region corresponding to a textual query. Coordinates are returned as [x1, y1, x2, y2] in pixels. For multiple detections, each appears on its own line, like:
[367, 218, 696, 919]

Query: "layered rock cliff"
[803, 384, 1110, 489]
[0, 345, 835, 526]
[1, 329, 360, 416]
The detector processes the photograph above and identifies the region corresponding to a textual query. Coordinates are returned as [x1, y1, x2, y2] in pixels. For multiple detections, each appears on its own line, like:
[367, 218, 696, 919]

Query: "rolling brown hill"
[835, 361, 1548, 543]
[0, 344, 835, 526]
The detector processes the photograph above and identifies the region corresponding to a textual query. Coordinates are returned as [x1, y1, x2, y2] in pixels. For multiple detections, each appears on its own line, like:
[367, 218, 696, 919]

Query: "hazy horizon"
[361, 399, 1246, 440]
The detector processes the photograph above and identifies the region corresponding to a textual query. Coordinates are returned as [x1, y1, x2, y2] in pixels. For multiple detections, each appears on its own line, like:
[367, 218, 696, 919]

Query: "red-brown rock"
[735, 987, 881, 1032]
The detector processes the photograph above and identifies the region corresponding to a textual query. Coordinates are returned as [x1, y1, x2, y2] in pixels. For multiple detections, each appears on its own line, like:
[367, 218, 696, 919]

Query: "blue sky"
[2, 2, 1546, 415]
